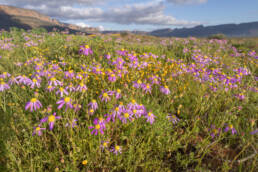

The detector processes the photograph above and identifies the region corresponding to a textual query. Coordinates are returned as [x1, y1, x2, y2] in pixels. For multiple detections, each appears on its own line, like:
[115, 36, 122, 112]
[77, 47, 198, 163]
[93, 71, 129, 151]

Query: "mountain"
[149, 22, 258, 37]
[0, 5, 98, 33]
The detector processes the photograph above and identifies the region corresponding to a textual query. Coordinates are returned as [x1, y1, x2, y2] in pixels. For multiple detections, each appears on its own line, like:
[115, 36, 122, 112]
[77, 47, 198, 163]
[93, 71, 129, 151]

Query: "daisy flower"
[224, 124, 237, 135]
[0, 81, 10, 92]
[32, 125, 46, 136]
[160, 85, 171, 95]
[25, 98, 42, 112]
[111, 145, 122, 155]
[88, 99, 98, 111]
[56, 87, 69, 97]
[57, 97, 73, 110]
[40, 112, 61, 130]
[88, 118, 106, 135]
[145, 112, 156, 124]
[166, 114, 180, 124]
[48, 77, 62, 86]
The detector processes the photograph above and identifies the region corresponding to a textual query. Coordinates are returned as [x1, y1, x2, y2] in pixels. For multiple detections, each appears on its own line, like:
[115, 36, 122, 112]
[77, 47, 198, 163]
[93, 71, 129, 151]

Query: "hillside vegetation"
[0, 29, 257, 171]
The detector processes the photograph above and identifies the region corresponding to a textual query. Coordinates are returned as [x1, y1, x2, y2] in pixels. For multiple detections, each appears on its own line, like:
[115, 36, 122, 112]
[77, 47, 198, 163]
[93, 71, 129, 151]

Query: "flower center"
[36, 127, 40, 131]
[95, 124, 100, 129]
[115, 145, 120, 151]
[117, 89, 121, 93]
[64, 97, 70, 103]
[30, 98, 37, 103]
[103, 93, 108, 98]
[124, 113, 129, 118]
[50, 77, 56, 81]
[148, 112, 152, 117]
[48, 115, 55, 122]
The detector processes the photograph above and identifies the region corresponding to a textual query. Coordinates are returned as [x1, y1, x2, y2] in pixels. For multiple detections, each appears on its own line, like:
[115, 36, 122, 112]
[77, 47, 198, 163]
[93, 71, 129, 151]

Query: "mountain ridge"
[0, 5, 98, 33]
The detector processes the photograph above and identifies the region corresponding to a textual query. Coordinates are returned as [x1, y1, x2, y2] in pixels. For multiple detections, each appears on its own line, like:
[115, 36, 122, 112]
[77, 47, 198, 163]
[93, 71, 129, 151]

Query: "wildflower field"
[0, 29, 257, 171]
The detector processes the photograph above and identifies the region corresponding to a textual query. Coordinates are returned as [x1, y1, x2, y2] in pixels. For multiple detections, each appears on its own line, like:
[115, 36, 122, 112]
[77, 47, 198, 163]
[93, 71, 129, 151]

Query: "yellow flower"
[82, 160, 88, 165]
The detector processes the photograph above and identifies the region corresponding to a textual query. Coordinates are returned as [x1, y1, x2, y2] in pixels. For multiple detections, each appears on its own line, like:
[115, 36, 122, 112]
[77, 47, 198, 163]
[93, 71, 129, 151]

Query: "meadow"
[0, 29, 257, 171]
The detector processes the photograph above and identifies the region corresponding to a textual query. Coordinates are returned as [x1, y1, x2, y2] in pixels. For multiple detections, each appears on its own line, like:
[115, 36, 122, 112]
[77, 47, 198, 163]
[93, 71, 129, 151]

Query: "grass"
[0, 29, 257, 171]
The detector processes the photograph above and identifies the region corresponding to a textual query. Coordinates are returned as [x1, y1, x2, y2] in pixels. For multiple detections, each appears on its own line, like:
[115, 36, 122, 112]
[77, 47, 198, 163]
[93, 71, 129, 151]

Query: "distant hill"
[0, 5, 98, 33]
[149, 22, 258, 37]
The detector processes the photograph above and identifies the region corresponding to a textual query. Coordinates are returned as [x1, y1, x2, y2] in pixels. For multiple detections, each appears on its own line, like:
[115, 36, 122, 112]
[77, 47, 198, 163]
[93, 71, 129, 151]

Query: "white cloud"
[75, 22, 90, 28]
[0, 0, 201, 26]
[166, 0, 207, 4]
[0, 0, 107, 7]
[98, 25, 105, 31]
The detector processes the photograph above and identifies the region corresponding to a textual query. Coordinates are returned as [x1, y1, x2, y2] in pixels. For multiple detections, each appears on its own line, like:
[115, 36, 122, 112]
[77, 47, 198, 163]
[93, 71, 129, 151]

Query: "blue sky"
[0, 0, 258, 31]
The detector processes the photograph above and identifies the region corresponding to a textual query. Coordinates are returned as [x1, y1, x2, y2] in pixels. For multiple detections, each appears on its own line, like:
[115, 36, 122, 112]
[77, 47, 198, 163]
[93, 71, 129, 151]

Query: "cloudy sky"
[0, 0, 257, 31]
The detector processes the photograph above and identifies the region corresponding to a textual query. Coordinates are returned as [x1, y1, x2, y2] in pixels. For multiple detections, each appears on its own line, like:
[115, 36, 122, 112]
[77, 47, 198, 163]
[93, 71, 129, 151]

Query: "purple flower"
[46, 85, 55, 92]
[108, 106, 122, 122]
[79, 45, 93, 56]
[16, 75, 30, 85]
[0, 72, 11, 79]
[25, 98, 42, 112]
[166, 114, 180, 124]
[40, 112, 61, 130]
[56, 87, 69, 97]
[111, 145, 122, 155]
[115, 89, 122, 99]
[108, 73, 117, 82]
[64, 70, 75, 79]
[234, 93, 245, 100]
[145, 112, 156, 124]
[32, 125, 46, 136]
[208, 125, 221, 138]
[132, 80, 142, 89]
[56, 97, 73, 110]
[76, 82, 88, 92]
[8, 77, 19, 85]
[100, 140, 109, 151]
[28, 78, 41, 88]
[88, 99, 98, 111]
[105, 53, 111, 60]
[160, 85, 171, 95]
[142, 83, 152, 94]
[100, 92, 111, 103]
[119, 110, 134, 124]
[48, 77, 62, 86]
[88, 118, 106, 135]
[224, 124, 237, 135]
[0, 81, 10, 91]
[65, 119, 78, 128]
[66, 83, 76, 92]
[250, 129, 258, 135]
